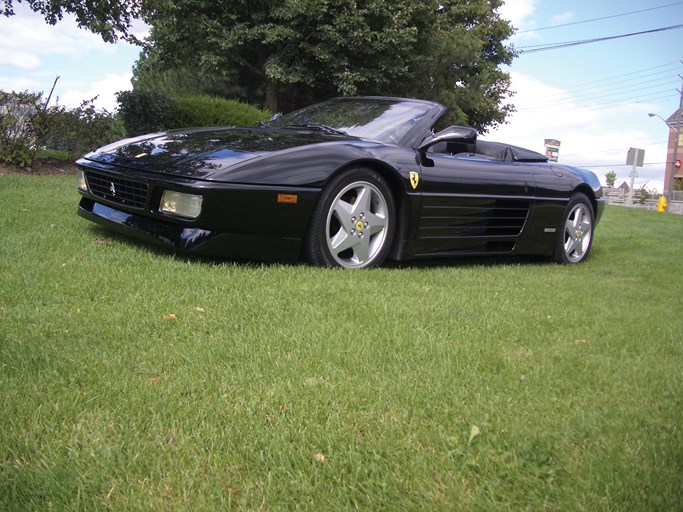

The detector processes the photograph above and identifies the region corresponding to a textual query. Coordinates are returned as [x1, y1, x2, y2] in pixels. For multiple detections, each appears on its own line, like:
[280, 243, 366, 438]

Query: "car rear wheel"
[305, 168, 396, 268]
[554, 193, 594, 264]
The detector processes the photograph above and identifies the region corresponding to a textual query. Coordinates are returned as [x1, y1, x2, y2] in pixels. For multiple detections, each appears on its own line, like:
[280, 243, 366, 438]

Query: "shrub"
[0, 90, 42, 166]
[0, 140, 35, 168]
[1, 90, 126, 167]
[116, 90, 180, 136]
[116, 91, 271, 136]
[36, 98, 126, 158]
[174, 96, 270, 128]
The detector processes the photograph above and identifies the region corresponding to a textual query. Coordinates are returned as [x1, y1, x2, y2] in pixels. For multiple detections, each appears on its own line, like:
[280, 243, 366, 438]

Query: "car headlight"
[77, 169, 88, 192]
[159, 190, 203, 219]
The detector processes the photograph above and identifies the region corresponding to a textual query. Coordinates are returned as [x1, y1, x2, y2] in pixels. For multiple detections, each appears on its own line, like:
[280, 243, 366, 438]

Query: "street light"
[649, 110, 681, 203]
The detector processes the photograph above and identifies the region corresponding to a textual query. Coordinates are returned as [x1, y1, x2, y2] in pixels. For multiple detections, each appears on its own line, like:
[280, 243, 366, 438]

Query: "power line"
[518, 24, 683, 54]
[562, 141, 668, 158]
[520, 91, 678, 115]
[523, 65, 681, 101]
[511, 61, 683, 114]
[518, 86, 675, 111]
[533, 61, 681, 93]
[516, 1, 683, 34]
[580, 162, 668, 168]
[506, 60, 682, 118]
[517, 76, 679, 109]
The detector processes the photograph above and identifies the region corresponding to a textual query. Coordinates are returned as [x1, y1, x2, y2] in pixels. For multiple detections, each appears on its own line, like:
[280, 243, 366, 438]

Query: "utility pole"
[649, 73, 682, 205]
[669, 76, 683, 203]
[43, 76, 60, 110]
[626, 147, 644, 206]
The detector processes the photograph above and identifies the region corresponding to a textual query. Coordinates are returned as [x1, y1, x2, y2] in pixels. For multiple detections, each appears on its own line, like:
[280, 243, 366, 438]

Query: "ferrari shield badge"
[409, 171, 420, 190]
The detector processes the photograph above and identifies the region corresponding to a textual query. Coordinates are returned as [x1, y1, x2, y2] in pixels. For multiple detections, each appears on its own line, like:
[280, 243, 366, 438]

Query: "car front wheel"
[305, 168, 396, 268]
[554, 193, 594, 264]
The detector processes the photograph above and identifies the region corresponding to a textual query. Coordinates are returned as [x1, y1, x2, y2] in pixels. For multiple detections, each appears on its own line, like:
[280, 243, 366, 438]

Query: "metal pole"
[628, 160, 637, 206]
[43, 76, 60, 110]
[669, 82, 682, 203]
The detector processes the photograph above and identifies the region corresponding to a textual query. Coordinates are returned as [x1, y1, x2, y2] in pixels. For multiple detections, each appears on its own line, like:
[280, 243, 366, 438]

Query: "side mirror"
[419, 126, 478, 152]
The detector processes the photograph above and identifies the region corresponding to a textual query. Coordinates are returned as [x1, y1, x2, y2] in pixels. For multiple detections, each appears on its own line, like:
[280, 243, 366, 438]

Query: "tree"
[131, 50, 249, 100]
[4, 0, 517, 131]
[137, 0, 515, 129]
[0, 0, 142, 42]
[605, 170, 617, 188]
[636, 183, 652, 205]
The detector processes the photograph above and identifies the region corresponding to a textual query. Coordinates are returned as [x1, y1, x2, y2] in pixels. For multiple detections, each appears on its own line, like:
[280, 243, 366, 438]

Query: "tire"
[553, 193, 594, 264]
[305, 168, 396, 268]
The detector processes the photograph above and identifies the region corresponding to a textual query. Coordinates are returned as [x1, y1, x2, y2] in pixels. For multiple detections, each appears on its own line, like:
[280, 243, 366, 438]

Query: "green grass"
[35, 148, 73, 161]
[1, 175, 682, 511]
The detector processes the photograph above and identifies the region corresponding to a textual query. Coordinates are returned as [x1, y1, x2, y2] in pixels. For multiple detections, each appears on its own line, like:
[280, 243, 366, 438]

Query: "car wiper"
[281, 123, 347, 136]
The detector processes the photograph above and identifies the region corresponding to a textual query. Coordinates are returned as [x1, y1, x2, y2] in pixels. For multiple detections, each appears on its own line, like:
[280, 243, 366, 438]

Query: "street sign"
[544, 138, 561, 162]
[626, 147, 645, 167]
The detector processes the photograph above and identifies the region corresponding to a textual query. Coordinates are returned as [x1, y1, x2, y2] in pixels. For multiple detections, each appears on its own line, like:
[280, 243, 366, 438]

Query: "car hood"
[82, 126, 354, 179]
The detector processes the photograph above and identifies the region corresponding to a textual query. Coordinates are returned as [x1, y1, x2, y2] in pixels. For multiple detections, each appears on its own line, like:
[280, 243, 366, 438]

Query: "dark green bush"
[174, 96, 270, 128]
[116, 91, 270, 136]
[116, 90, 180, 136]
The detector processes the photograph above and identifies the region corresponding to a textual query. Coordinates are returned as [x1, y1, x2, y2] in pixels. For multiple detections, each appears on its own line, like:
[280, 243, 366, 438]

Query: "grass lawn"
[1, 175, 682, 511]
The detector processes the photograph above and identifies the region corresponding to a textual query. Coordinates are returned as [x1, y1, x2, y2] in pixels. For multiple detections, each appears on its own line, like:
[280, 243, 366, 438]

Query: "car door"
[412, 153, 536, 257]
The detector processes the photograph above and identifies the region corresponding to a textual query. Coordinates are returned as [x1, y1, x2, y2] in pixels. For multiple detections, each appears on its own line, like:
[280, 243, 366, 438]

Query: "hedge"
[117, 91, 271, 136]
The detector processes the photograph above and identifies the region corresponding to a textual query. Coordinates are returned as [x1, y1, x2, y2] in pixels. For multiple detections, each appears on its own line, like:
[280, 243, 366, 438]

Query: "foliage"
[37, 98, 126, 157]
[115, 89, 180, 136]
[4, 0, 517, 131]
[605, 170, 617, 188]
[132, 50, 248, 100]
[0, 0, 141, 43]
[635, 184, 653, 205]
[0, 139, 35, 167]
[2, 181, 683, 510]
[175, 96, 270, 128]
[136, 0, 515, 130]
[1, 90, 124, 166]
[116, 91, 271, 135]
[0, 90, 42, 166]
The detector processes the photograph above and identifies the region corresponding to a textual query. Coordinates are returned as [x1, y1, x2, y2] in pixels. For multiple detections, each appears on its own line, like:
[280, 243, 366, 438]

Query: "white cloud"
[550, 11, 575, 25]
[0, 5, 116, 66]
[56, 73, 133, 111]
[487, 72, 668, 192]
[0, 73, 44, 93]
[0, 50, 41, 70]
[498, 0, 540, 29]
[1, 3, 140, 111]
[488, 72, 599, 146]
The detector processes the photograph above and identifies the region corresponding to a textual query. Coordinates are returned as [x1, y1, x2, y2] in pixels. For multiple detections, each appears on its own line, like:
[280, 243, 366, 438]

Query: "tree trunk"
[265, 77, 279, 113]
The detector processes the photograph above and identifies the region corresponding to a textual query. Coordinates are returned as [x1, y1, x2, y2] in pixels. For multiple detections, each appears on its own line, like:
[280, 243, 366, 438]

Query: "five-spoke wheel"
[554, 193, 594, 264]
[306, 169, 395, 268]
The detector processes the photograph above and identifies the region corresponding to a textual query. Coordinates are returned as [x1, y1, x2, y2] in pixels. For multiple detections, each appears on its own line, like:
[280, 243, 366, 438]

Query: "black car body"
[76, 96, 604, 268]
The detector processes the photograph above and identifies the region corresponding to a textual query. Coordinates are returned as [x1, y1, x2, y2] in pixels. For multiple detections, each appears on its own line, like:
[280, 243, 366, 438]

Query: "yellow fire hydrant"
[657, 195, 668, 212]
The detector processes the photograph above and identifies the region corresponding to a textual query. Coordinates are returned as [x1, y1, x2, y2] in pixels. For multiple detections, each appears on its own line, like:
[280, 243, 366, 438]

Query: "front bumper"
[78, 197, 303, 262]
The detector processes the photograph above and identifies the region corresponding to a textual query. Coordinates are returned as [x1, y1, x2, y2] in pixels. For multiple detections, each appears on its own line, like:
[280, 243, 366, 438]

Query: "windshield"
[269, 97, 437, 145]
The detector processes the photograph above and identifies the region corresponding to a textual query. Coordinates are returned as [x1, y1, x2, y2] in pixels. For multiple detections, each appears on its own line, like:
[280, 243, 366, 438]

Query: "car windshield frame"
[269, 97, 445, 147]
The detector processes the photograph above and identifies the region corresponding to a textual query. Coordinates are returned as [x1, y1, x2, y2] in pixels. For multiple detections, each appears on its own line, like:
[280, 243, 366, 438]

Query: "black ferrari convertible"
[76, 96, 604, 268]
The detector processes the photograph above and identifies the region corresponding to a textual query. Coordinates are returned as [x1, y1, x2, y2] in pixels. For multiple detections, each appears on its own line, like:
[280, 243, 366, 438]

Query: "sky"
[492, 0, 683, 193]
[0, 0, 682, 192]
